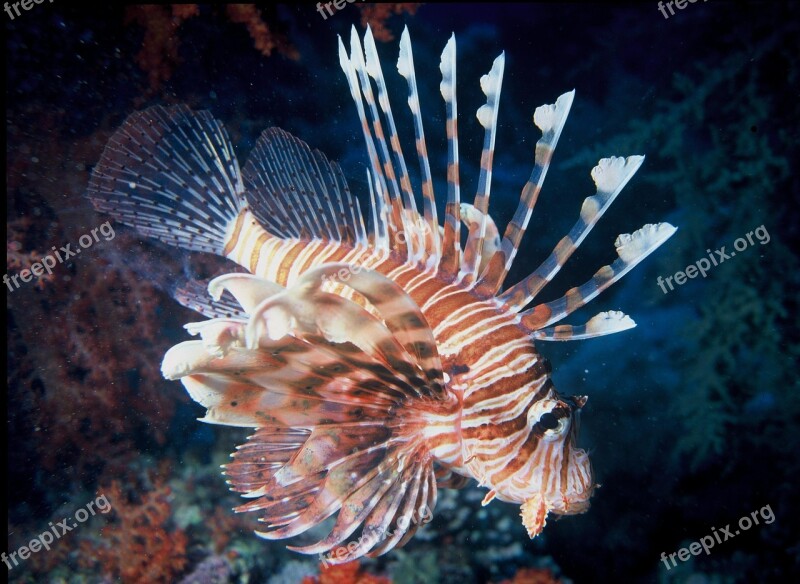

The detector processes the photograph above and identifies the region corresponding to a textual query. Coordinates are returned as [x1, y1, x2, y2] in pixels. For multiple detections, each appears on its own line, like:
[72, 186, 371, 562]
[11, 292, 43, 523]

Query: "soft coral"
[81, 473, 188, 584]
[303, 560, 392, 584]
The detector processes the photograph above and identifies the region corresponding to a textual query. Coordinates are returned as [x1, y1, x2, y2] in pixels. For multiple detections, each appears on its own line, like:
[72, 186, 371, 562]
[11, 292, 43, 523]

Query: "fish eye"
[527, 400, 570, 441]
[539, 412, 559, 430]
[538, 412, 569, 441]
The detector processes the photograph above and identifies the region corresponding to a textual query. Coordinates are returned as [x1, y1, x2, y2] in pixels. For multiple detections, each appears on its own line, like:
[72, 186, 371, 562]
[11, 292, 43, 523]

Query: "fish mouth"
[558, 445, 595, 516]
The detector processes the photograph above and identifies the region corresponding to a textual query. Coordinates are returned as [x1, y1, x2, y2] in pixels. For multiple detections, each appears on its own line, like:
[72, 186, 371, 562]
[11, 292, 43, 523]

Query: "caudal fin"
[87, 105, 247, 254]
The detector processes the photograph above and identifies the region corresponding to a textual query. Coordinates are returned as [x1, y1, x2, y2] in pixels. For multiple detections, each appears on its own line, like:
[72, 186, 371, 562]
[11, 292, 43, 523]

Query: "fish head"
[504, 393, 595, 538]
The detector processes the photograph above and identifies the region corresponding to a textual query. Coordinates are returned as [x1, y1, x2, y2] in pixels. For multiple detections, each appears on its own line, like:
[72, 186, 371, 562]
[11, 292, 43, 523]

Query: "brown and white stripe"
[87, 24, 677, 564]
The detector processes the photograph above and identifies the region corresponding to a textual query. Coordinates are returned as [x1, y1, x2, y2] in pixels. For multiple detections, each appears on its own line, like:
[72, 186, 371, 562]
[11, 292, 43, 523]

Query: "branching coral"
[81, 473, 188, 584]
[124, 4, 200, 91]
[226, 4, 299, 60]
[6, 109, 193, 491]
[6, 241, 54, 291]
[9, 251, 184, 481]
[124, 4, 298, 93]
[6, 216, 59, 291]
[497, 567, 563, 584]
[357, 3, 423, 42]
[303, 560, 392, 584]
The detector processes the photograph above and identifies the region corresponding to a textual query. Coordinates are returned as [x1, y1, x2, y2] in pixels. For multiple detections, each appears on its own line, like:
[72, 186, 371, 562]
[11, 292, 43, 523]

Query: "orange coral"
[14, 521, 73, 575]
[81, 474, 188, 584]
[124, 4, 297, 93]
[6, 217, 56, 290]
[498, 567, 564, 584]
[303, 560, 392, 584]
[6, 108, 218, 489]
[226, 4, 299, 60]
[357, 3, 423, 42]
[6, 241, 55, 290]
[12, 248, 184, 480]
[124, 5, 199, 91]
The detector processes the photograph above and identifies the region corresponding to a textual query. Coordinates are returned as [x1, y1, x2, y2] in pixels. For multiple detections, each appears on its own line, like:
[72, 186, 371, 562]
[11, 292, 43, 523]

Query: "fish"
[86, 26, 676, 563]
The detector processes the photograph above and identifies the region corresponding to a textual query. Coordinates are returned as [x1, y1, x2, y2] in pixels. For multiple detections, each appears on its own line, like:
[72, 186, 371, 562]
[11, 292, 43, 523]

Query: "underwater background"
[5, 2, 799, 583]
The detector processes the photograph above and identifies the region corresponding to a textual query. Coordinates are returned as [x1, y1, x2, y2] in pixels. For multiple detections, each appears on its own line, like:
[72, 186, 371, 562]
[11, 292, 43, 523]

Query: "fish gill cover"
[5, 3, 800, 583]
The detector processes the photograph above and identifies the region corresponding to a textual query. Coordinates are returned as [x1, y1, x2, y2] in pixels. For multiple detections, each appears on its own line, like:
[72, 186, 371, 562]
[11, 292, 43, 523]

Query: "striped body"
[224, 209, 566, 489]
[87, 26, 675, 562]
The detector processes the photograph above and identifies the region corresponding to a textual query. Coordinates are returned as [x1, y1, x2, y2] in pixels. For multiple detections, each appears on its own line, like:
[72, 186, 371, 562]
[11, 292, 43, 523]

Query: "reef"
[496, 568, 564, 584]
[356, 3, 423, 41]
[80, 470, 189, 583]
[303, 560, 392, 584]
[124, 4, 298, 93]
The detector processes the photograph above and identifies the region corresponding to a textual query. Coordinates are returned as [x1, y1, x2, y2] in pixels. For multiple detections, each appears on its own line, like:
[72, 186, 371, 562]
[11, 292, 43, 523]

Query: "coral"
[124, 4, 200, 91]
[166, 449, 260, 557]
[81, 472, 188, 584]
[207, 505, 240, 553]
[357, 3, 423, 41]
[177, 555, 232, 584]
[6, 107, 193, 499]
[124, 4, 297, 93]
[6, 241, 54, 291]
[8, 245, 184, 482]
[388, 550, 440, 584]
[226, 4, 299, 60]
[651, 25, 798, 471]
[6, 216, 58, 290]
[11, 520, 74, 577]
[267, 559, 318, 584]
[303, 560, 392, 584]
[497, 567, 563, 584]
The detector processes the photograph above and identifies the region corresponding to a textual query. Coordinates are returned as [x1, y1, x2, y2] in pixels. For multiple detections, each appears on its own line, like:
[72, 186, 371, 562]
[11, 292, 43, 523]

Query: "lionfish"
[87, 26, 675, 562]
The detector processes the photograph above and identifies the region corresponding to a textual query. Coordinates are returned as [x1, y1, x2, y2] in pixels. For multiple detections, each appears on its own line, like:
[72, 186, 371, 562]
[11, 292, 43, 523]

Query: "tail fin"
[87, 105, 247, 254]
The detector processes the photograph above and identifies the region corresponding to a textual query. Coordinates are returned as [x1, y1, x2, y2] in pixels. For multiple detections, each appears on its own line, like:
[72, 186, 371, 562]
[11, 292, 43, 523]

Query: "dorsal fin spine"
[462, 51, 505, 281]
[363, 29, 420, 248]
[348, 27, 410, 260]
[397, 27, 441, 263]
[438, 34, 462, 278]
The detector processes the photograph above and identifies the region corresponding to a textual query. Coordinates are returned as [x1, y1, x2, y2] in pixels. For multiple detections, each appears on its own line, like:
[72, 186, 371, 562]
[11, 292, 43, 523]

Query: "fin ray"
[477, 91, 575, 294]
[243, 128, 367, 244]
[397, 27, 441, 262]
[438, 34, 462, 277]
[521, 223, 677, 331]
[500, 155, 645, 310]
[463, 52, 505, 280]
[87, 105, 245, 254]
